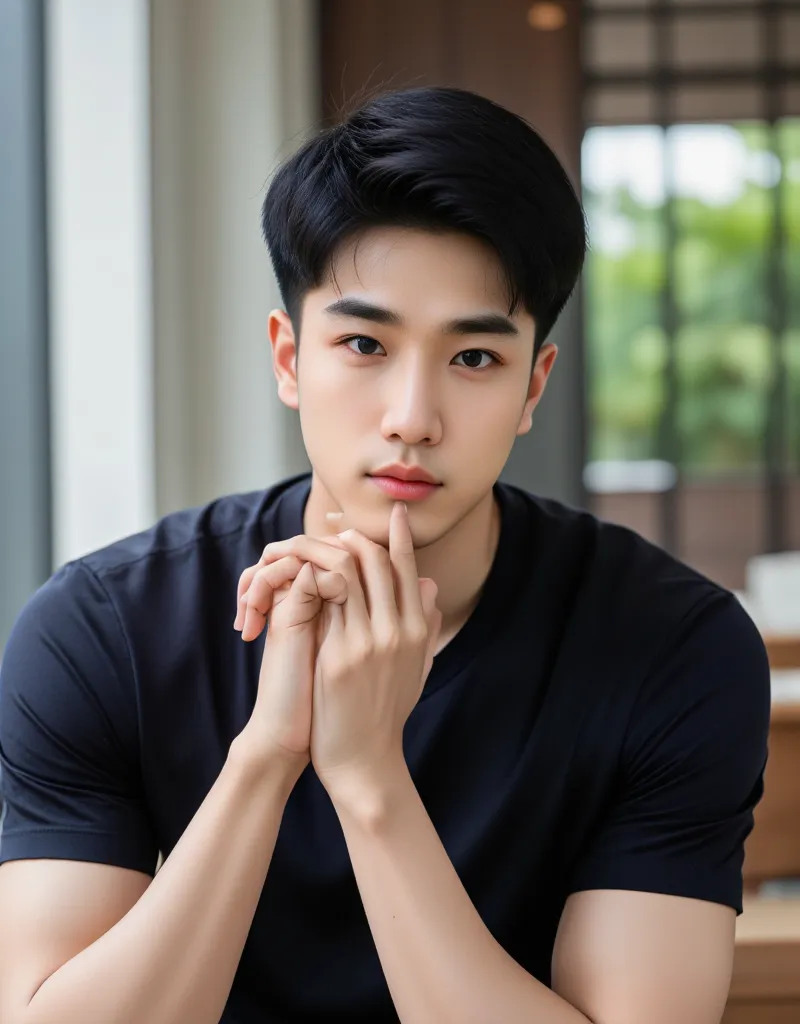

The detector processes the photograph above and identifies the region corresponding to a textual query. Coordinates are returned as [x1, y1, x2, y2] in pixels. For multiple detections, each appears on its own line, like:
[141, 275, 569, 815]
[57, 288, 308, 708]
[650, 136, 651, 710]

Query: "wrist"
[320, 751, 411, 828]
[229, 726, 309, 799]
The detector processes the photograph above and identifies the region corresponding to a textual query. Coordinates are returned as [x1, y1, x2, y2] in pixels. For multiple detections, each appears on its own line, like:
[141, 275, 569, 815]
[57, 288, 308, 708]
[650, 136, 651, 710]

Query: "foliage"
[584, 120, 800, 474]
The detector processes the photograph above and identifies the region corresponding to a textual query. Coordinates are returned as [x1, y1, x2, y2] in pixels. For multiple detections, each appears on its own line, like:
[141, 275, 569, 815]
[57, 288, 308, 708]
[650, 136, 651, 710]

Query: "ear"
[516, 342, 558, 437]
[269, 309, 299, 410]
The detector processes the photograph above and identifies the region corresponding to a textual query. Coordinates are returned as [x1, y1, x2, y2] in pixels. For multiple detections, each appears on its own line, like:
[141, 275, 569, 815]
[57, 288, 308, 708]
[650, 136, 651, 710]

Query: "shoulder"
[501, 482, 740, 658]
[2, 472, 311, 673]
[500, 484, 770, 732]
[79, 471, 311, 585]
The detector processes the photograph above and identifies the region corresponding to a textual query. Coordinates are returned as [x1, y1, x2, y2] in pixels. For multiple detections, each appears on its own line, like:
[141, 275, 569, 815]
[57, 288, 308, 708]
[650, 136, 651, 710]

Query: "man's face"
[270, 226, 556, 548]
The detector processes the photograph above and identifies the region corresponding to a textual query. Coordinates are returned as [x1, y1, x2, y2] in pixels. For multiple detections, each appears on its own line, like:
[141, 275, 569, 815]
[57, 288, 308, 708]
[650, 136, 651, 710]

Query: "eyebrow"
[323, 297, 520, 337]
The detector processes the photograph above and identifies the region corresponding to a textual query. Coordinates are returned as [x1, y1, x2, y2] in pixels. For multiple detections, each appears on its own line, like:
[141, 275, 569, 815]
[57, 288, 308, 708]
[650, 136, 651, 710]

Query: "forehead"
[320, 226, 513, 310]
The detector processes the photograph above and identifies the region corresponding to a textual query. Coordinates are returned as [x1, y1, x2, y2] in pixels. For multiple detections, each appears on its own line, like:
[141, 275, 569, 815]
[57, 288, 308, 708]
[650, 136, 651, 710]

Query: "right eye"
[341, 335, 386, 356]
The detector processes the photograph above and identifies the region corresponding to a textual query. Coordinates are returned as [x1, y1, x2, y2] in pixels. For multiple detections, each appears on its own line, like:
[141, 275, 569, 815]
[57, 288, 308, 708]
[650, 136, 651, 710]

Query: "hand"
[232, 545, 347, 776]
[233, 505, 441, 802]
[309, 502, 441, 808]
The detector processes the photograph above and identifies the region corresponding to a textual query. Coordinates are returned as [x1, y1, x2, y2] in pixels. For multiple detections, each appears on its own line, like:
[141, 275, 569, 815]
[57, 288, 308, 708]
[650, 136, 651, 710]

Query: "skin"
[269, 225, 557, 647]
[231, 225, 736, 1022]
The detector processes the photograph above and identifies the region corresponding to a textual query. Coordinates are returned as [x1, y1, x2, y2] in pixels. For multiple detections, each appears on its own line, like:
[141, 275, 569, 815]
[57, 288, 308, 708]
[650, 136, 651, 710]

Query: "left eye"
[453, 350, 497, 370]
[343, 336, 385, 356]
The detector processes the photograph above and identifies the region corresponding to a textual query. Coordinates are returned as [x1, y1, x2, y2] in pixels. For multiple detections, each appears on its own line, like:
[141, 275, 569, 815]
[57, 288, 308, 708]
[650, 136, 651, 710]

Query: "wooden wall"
[317, 0, 587, 505]
[319, 0, 582, 186]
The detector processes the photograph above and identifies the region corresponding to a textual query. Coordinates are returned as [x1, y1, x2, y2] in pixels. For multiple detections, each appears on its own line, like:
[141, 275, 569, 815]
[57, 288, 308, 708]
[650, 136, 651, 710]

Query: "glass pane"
[582, 126, 667, 463]
[671, 13, 762, 70]
[779, 13, 800, 66]
[584, 16, 655, 73]
[781, 119, 800, 470]
[783, 82, 800, 119]
[672, 123, 773, 475]
[673, 84, 764, 123]
[585, 86, 657, 127]
[672, 0, 752, 5]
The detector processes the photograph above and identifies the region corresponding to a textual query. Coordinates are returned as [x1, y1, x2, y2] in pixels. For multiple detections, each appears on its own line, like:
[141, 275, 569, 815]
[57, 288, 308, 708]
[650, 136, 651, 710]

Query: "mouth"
[367, 466, 442, 502]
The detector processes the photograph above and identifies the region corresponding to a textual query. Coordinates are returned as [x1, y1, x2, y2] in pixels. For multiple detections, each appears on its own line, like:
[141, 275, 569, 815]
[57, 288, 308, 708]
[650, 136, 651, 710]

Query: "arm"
[0, 555, 333, 1024]
[248, 519, 768, 1023]
[334, 771, 736, 1024]
[1, 736, 296, 1024]
[328, 591, 766, 1023]
[552, 889, 734, 1023]
[334, 759, 592, 1024]
[324, 573, 767, 1022]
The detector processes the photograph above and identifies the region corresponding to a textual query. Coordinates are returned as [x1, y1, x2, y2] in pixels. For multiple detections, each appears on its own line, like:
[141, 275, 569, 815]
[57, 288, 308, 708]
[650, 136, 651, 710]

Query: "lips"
[369, 464, 440, 485]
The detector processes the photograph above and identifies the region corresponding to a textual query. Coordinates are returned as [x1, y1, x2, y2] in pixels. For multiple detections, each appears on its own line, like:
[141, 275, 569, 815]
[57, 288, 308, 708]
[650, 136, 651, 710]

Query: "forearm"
[333, 761, 590, 1024]
[25, 732, 297, 1024]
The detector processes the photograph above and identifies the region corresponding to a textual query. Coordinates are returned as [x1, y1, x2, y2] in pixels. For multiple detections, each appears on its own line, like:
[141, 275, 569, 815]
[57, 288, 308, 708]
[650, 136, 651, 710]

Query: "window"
[582, 0, 800, 589]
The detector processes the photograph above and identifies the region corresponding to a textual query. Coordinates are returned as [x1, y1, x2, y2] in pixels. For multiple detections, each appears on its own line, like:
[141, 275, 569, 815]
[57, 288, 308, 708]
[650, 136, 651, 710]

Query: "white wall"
[45, 0, 317, 566]
[150, 0, 316, 517]
[46, 0, 156, 566]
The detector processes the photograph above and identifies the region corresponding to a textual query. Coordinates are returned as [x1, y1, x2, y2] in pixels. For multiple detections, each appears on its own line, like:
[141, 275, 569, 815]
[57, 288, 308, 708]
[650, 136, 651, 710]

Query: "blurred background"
[3, 0, 799, 644]
[2, 1, 800, 1014]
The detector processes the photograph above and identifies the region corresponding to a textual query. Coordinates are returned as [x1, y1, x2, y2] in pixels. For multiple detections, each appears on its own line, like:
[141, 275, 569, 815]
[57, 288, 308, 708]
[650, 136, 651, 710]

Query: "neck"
[303, 477, 501, 646]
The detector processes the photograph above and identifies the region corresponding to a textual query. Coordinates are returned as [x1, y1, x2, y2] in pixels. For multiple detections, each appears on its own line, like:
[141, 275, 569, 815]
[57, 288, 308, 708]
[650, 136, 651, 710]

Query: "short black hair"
[261, 86, 586, 352]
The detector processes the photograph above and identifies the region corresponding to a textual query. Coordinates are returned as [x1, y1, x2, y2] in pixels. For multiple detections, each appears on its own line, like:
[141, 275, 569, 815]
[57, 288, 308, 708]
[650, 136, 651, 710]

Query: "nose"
[379, 356, 442, 446]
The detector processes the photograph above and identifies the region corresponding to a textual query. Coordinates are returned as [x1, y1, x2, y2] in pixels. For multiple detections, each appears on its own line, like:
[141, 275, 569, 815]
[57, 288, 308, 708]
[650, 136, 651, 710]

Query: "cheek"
[298, 362, 375, 435]
[455, 382, 528, 435]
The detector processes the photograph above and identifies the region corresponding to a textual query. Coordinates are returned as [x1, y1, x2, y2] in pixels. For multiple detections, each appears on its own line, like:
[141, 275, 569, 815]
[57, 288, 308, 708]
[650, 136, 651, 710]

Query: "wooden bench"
[722, 633, 800, 1023]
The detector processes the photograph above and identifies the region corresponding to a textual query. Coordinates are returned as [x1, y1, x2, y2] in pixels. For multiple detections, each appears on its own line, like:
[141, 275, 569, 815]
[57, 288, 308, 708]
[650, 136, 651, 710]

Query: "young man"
[0, 87, 769, 1023]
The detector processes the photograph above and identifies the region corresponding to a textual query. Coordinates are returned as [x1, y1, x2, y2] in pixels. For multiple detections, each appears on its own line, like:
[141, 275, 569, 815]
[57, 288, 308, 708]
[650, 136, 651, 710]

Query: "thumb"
[418, 577, 439, 621]
[271, 561, 321, 628]
[418, 577, 441, 683]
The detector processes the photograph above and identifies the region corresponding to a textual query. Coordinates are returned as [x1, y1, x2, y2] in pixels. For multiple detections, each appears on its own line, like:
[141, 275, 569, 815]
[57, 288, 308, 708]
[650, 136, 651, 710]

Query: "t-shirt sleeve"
[0, 561, 159, 875]
[567, 592, 771, 916]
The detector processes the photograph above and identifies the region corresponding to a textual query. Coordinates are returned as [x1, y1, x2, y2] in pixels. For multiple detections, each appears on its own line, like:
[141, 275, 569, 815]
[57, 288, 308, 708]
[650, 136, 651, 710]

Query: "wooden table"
[763, 634, 800, 672]
[724, 897, 800, 1023]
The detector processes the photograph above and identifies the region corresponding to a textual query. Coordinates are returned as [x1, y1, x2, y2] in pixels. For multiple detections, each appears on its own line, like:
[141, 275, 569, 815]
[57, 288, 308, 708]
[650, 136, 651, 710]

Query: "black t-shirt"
[0, 473, 770, 1023]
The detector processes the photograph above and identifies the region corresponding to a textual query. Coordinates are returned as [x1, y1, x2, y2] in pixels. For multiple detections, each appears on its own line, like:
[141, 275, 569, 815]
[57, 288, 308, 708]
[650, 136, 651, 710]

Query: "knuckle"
[407, 622, 429, 647]
[267, 554, 299, 579]
[351, 637, 374, 662]
[375, 626, 401, 651]
[336, 550, 356, 573]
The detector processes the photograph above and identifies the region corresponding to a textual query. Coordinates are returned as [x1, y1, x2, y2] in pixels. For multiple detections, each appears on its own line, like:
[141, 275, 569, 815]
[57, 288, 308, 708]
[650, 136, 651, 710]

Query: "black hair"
[261, 86, 586, 352]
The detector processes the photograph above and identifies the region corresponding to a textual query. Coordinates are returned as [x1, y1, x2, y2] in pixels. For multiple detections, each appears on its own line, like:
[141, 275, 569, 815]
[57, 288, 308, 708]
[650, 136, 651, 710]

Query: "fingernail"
[326, 511, 344, 521]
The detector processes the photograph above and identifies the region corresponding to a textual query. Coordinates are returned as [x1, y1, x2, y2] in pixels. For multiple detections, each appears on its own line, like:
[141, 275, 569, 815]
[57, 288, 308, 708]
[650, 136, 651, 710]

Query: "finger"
[388, 502, 423, 621]
[236, 535, 354, 632]
[289, 559, 321, 605]
[238, 555, 304, 640]
[276, 560, 322, 627]
[334, 530, 396, 629]
[418, 577, 441, 682]
[259, 533, 349, 563]
[259, 535, 369, 623]
[237, 532, 350, 610]
[234, 562, 264, 629]
[419, 577, 440, 635]
[313, 567, 348, 605]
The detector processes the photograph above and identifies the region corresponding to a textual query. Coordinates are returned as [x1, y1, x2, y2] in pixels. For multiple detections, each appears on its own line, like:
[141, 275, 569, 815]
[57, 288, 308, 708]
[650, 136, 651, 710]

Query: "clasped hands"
[233, 501, 442, 809]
